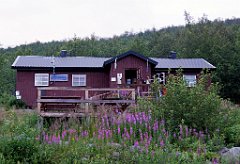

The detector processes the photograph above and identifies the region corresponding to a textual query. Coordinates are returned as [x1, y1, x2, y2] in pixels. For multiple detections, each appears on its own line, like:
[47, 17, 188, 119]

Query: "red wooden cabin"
[12, 50, 215, 108]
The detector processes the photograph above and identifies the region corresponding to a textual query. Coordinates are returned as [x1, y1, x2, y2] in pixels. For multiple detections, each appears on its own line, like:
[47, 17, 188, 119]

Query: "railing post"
[37, 88, 41, 113]
[132, 89, 136, 100]
[85, 89, 89, 114]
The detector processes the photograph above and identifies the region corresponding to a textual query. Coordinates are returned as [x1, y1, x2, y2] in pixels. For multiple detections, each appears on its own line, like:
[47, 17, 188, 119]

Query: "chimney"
[169, 51, 177, 59]
[60, 50, 68, 57]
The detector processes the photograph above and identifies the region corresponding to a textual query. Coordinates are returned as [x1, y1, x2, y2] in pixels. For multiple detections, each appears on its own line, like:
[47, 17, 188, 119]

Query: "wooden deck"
[37, 87, 136, 117]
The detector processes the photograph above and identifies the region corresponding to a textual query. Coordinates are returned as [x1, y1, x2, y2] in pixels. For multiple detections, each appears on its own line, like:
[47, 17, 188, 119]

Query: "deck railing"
[37, 87, 136, 117]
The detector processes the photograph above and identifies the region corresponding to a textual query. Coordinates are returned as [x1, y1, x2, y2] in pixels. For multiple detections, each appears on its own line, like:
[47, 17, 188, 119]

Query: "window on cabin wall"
[183, 74, 197, 87]
[34, 73, 49, 86]
[72, 74, 86, 86]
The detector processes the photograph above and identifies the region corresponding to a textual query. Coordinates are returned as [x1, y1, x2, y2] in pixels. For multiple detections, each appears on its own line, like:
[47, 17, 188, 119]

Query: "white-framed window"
[183, 74, 196, 87]
[35, 73, 49, 86]
[72, 74, 86, 86]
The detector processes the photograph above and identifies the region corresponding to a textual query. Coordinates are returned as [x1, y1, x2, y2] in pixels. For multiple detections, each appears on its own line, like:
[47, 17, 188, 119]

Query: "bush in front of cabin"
[154, 70, 223, 135]
[0, 111, 40, 163]
[223, 107, 240, 146]
[0, 92, 26, 109]
[0, 135, 38, 163]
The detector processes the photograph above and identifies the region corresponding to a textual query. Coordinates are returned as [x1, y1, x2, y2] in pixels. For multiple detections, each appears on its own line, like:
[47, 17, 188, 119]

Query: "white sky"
[0, 0, 240, 48]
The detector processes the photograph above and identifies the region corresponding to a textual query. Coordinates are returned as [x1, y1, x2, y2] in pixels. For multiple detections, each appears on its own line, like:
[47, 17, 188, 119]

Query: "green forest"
[1, 13, 240, 103]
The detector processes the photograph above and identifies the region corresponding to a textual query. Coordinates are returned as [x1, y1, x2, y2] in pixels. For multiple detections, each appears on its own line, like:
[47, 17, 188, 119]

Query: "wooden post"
[37, 88, 41, 113]
[85, 89, 89, 114]
[132, 89, 136, 100]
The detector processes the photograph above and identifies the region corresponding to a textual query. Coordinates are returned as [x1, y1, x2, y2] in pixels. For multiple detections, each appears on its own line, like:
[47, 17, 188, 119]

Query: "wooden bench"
[37, 98, 135, 113]
[41, 96, 82, 99]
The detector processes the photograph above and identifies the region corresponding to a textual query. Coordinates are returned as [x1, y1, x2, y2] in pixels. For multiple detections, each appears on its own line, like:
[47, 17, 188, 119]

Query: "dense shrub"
[0, 110, 40, 163]
[0, 135, 38, 163]
[0, 93, 26, 109]
[224, 113, 240, 146]
[152, 70, 222, 134]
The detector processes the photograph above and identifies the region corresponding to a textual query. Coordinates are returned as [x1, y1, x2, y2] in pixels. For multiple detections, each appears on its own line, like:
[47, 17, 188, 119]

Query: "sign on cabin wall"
[50, 74, 68, 81]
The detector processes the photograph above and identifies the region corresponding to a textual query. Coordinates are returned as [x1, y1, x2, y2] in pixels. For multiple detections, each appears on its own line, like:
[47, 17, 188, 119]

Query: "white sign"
[111, 77, 116, 82]
[117, 73, 122, 84]
[16, 95, 21, 100]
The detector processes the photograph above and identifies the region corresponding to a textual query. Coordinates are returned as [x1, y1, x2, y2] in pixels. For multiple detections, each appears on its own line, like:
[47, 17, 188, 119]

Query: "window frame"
[72, 74, 87, 87]
[183, 74, 197, 87]
[34, 73, 49, 86]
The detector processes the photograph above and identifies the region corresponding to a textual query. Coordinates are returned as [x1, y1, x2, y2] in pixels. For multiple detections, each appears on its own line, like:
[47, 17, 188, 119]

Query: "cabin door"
[125, 69, 137, 85]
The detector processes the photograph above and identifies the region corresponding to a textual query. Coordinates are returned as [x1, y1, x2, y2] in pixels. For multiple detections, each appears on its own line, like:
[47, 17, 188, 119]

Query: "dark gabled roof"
[12, 56, 110, 68]
[103, 50, 158, 66]
[11, 51, 216, 70]
[151, 58, 216, 69]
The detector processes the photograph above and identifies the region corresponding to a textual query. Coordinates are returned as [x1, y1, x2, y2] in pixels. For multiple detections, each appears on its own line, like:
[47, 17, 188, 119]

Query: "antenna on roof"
[51, 55, 55, 75]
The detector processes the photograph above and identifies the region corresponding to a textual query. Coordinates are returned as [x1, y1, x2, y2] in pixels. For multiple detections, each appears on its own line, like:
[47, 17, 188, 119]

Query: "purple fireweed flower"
[145, 148, 149, 154]
[173, 133, 177, 138]
[118, 125, 121, 134]
[131, 115, 136, 124]
[151, 151, 155, 157]
[197, 147, 201, 156]
[125, 114, 130, 123]
[105, 130, 109, 139]
[122, 133, 125, 140]
[176, 152, 180, 157]
[135, 113, 139, 122]
[98, 129, 103, 140]
[144, 132, 149, 141]
[125, 131, 130, 140]
[160, 119, 165, 126]
[51, 135, 55, 143]
[109, 130, 113, 138]
[194, 132, 198, 138]
[130, 127, 133, 135]
[153, 121, 159, 132]
[134, 140, 139, 147]
[68, 129, 76, 134]
[185, 126, 189, 137]
[52, 135, 60, 144]
[178, 136, 182, 141]
[199, 131, 204, 139]
[179, 125, 183, 137]
[148, 112, 151, 121]
[124, 127, 127, 132]
[75, 135, 79, 141]
[147, 136, 152, 146]
[162, 128, 166, 134]
[140, 131, 143, 142]
[62, 130, 67, 139]
[45, 134, 49, 141]
[148, 125, 151, 131]
[212, 158, 219, 164]
[81, 130, 88, 137]
[142, 112, 148, 122]
[165, 131, 169, 139]
[160, 140, 164, 147]
[139, 117, 143, 124]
